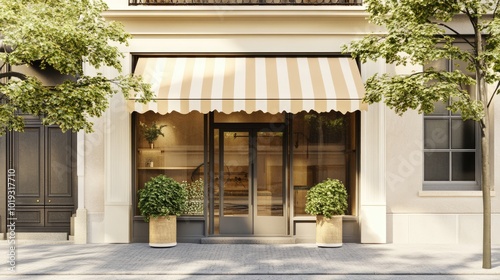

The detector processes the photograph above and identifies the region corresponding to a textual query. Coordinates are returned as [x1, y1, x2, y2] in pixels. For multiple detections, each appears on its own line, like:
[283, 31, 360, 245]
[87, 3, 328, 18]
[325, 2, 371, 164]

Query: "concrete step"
[200, 236, 296, 244]
[17, 232, 68, 240]
[5, 232, 74, 244]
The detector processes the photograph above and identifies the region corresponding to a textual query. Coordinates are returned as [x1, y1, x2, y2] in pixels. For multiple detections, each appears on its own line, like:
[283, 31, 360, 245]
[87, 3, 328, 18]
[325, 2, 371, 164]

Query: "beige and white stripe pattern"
[128, 56, 367, 114]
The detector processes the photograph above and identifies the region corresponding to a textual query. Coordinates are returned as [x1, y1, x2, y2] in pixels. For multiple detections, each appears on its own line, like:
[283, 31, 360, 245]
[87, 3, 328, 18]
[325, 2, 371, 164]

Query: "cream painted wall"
[83, 67, 134, 243]
[84, 117, 106, 213]
[384, 62, 500, 244]
[384, 106, 496, 213]
[81, 99, 134, 244]
[94, 3, 499, 244]
[358, 60, 387, 243]
[78, 60, 107, 243]
[84, 116, 106, 243]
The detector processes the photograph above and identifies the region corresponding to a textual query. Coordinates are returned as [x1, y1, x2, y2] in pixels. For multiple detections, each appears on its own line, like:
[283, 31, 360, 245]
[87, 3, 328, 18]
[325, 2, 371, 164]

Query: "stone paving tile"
[2, 276, 500, 280]
[0, 243, 499, 277]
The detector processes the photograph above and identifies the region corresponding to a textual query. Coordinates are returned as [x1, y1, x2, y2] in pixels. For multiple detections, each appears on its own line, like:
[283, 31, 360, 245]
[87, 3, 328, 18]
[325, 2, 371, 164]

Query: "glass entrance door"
[219, 130, 251, 234]
[212, 126, 287, 236]
[254, 130, 286, 235]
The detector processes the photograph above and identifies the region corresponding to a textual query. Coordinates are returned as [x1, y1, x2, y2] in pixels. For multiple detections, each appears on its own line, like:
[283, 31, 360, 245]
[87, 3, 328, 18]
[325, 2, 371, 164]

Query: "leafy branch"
[0, 0, 153, 134]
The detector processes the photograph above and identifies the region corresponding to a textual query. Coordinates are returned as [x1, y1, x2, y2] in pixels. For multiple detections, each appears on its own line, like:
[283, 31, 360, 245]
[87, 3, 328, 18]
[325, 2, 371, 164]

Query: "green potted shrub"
[305, 178, 348, 247]
[138, 175, 187, 247]
[139, 121, 167, 149]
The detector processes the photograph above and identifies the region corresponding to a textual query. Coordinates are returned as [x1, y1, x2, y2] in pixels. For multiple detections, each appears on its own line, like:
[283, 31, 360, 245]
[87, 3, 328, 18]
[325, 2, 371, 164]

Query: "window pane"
[424, 59, 448, 72]
[451, 42, 475, 77]
[426, 100, 448, 116]
[424, 152, 449, 181]
[424, 119, 449, 149]
[257, 131, 283, 217]
[450, 96, 463, 116]
[452, 152, 476, 181]
[135, 111, 205, 216]
[451, 120, 475, 149]
[292, 111, 355, 216]
[223, 131, 249, 216]
[424, 60, 449, 116]
[303, 112, 346, 144]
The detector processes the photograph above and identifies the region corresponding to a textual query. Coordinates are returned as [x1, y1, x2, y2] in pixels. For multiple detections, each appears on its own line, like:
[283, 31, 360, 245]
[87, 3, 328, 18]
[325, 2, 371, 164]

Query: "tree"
[343, 0, 500, 269]
[0, 0, 152, 135]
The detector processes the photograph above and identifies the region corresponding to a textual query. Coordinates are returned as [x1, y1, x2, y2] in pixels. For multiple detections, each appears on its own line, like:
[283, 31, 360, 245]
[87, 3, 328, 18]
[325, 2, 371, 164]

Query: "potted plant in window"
[138, 175, 187, 247]
[305, 178, 348, 248]
[140, 121, 167, 149]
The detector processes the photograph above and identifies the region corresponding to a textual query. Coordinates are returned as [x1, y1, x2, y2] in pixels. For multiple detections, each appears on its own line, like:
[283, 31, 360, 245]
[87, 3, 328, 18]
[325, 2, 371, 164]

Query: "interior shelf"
[137, 148, 165, 153]
[137, 166, 198, 170]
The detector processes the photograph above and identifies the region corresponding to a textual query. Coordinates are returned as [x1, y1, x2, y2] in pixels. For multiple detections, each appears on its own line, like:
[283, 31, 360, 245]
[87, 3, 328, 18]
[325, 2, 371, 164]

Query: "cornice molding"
[103, 6, 369, 19]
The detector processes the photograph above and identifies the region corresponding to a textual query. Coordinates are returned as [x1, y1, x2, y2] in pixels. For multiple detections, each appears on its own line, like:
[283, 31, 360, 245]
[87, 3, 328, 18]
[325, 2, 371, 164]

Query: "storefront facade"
[71, 3, 388, 244]
[67, 2, 499, 244]
[127, 55, 367, 242]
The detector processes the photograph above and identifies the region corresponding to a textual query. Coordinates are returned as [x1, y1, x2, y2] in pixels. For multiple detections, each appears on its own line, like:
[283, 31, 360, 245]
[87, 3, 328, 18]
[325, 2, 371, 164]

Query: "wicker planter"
[149, 215, 177, 248]
[315, 215, 342, 247]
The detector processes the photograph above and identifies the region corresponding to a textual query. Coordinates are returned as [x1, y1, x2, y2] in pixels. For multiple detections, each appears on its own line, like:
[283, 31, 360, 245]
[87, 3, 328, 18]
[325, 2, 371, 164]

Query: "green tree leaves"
[0, 0, 153, 134]
[343, 0, 500, 122]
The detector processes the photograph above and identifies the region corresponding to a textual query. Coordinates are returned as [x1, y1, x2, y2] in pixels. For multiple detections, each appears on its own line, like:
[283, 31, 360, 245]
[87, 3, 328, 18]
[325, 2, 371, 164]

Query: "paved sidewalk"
[1, 242, 500, 279]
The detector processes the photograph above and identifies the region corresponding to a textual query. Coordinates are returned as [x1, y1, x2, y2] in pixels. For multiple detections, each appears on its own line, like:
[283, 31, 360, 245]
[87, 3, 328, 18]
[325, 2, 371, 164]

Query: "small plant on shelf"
[139, 121, 167, 148]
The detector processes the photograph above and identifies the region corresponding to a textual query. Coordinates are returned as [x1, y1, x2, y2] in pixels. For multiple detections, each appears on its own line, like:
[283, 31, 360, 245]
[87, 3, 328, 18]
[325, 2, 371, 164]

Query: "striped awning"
[128, 57, 367, 114]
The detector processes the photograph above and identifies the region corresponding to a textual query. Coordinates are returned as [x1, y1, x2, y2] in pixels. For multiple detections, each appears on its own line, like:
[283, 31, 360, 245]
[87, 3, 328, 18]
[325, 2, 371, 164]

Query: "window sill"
[293, 215, 357, 221]
[419, 190, 496, 197]
[178, 216, 205, 221]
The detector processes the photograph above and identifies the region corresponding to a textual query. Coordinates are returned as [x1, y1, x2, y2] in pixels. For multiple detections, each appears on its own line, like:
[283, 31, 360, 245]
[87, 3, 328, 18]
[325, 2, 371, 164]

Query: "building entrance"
[1, 117, 76, 234]
[211, 124, 287, 236]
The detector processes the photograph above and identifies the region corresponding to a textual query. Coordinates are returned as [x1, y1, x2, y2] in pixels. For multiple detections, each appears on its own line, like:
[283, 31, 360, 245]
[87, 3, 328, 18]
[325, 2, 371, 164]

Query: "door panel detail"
[15, 127, 43, 202]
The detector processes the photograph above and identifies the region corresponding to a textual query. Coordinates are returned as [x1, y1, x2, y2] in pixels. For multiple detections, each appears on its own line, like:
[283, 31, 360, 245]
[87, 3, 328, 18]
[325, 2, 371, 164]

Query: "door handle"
[36, 199, 39, 203]
[48, 200, 51, 203]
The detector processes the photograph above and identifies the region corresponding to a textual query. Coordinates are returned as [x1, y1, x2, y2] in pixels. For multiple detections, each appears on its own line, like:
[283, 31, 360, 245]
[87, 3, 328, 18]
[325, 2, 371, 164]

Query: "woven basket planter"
[149, 215, 177, 248]
[315, 215, 342, 248]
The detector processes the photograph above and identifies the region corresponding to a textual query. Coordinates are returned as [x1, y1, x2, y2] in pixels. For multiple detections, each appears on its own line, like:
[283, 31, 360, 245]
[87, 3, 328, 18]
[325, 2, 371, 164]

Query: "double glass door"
[211, 125, 287, 236]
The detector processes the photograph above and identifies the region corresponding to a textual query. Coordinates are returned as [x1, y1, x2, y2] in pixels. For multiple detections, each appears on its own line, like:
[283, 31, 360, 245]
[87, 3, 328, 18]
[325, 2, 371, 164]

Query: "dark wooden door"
[6, 119, 76, 232]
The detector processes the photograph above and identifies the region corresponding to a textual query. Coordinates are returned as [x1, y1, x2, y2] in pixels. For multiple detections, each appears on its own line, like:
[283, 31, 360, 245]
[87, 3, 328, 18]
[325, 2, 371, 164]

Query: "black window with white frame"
[423, 41, 481, 191]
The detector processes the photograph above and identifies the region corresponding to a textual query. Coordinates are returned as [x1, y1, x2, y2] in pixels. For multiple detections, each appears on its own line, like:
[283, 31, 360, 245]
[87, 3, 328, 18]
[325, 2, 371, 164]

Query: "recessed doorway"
[211, 124, 287, 236]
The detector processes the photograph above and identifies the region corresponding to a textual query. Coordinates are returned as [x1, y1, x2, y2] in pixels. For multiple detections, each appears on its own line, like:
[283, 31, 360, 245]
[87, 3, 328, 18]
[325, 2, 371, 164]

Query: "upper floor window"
[423, 42, 480, 191]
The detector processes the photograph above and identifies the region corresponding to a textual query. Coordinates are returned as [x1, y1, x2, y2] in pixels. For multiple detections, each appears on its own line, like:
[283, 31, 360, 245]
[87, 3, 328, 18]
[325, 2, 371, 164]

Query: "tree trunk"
[475, 25, 491, 269]
[481, 98, 491, 270]
[481, 120, 491, 269]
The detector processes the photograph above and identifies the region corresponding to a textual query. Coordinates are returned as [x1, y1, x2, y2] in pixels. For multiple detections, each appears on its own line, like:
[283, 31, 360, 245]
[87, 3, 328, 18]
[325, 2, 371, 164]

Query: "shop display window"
[292, 111, 359, 216]
[133, 111, 205, 216]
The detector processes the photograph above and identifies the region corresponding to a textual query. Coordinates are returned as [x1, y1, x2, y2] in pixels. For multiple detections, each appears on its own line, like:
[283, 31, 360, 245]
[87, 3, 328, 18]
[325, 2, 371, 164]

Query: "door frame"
[209, 118, 290, 236]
